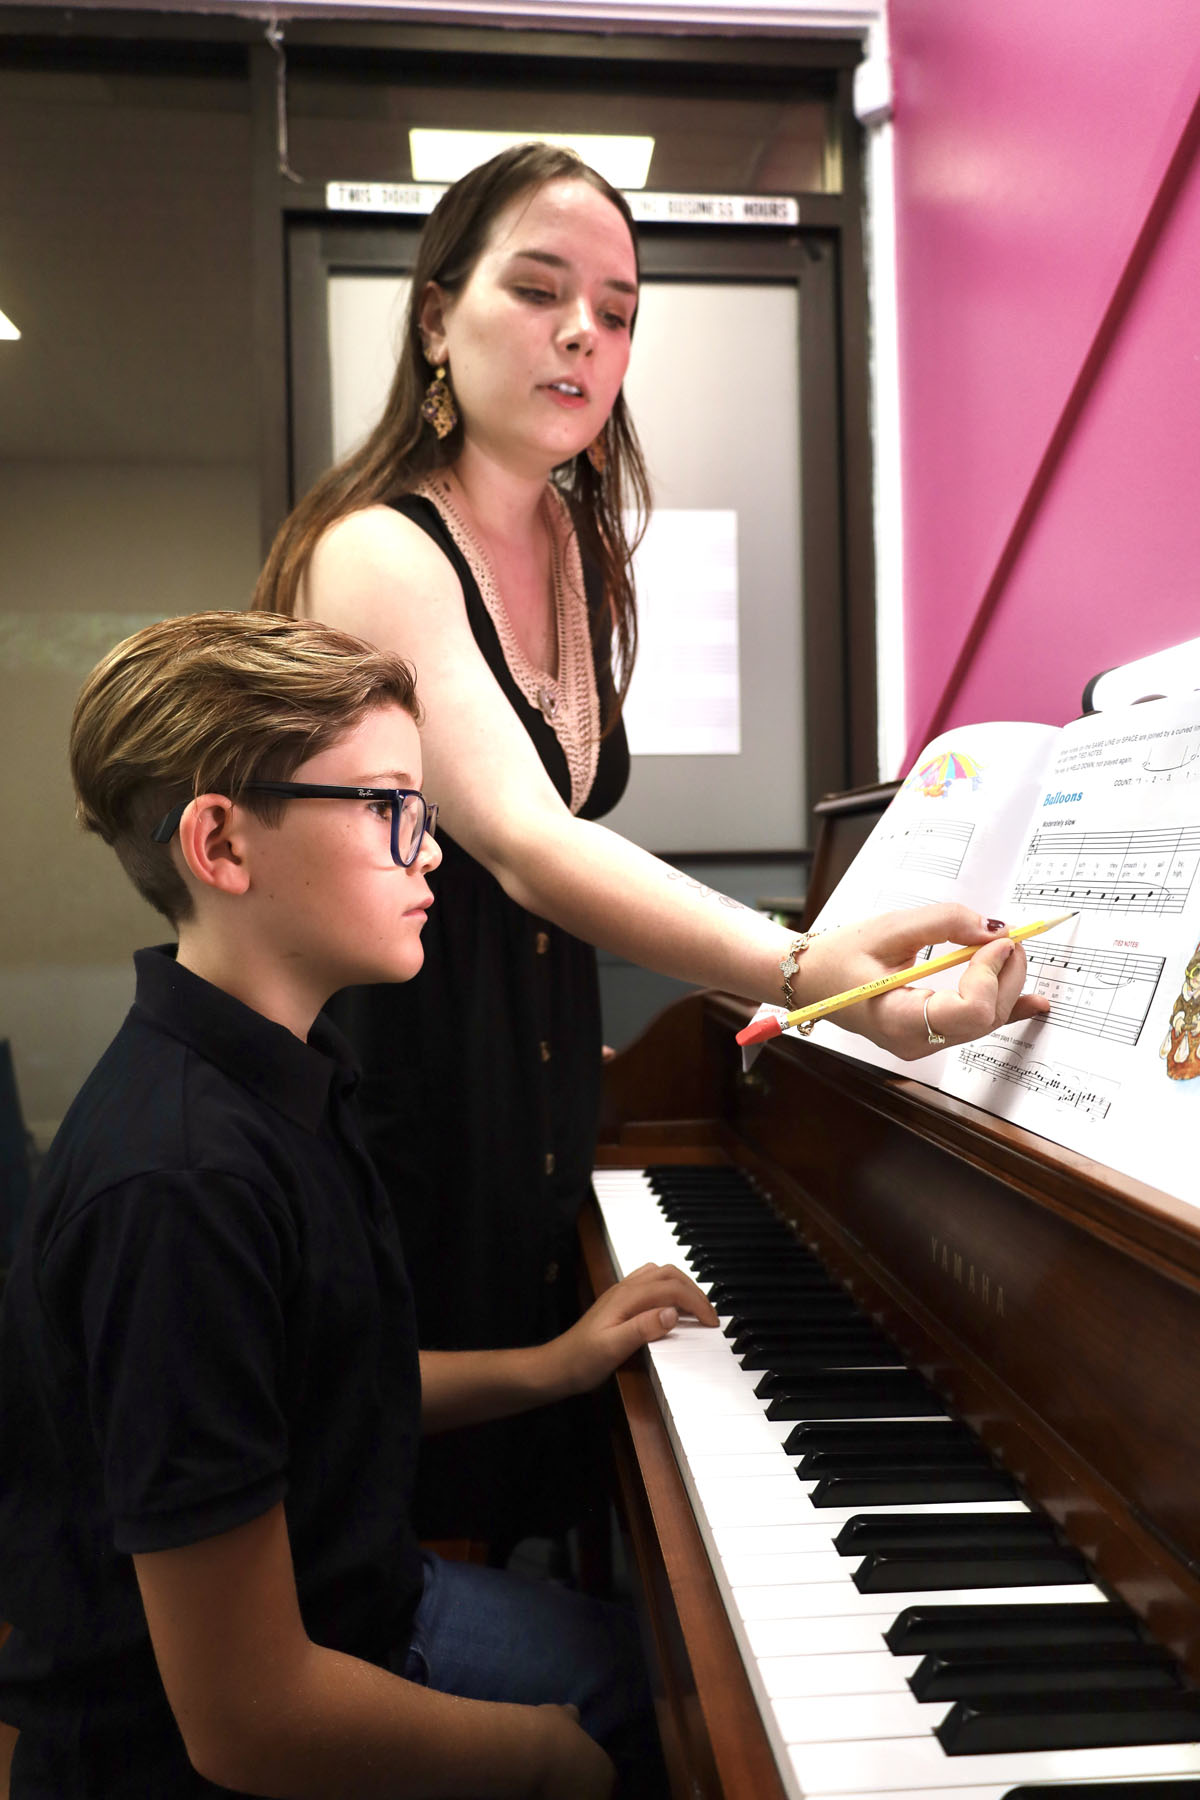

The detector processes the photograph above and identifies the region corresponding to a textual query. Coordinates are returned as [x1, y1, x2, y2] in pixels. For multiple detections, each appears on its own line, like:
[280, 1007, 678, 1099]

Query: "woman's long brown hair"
[252, 142, 650, 711]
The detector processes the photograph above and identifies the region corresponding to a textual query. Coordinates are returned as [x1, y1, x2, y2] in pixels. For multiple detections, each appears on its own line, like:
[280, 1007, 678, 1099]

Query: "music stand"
[1083, 634, 1200, 712]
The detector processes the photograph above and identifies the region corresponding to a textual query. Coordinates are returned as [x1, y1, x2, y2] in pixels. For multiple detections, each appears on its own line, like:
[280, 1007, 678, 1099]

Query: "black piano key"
[732, 1324, 891, 1356]
[935, 1686, 1200, 1756]
[732, 1312, 883, 1336]
[756, 1368, 940, 1408]
[834, 1512, 1057, 1555]
[659, 1206, 774, 1223]
[741, 1345, 903, 1373]
[727, 1309, 879, 1337]
[674, 1239, 802, 1260]
[885, 1601, 1147, 1655]
[648, 1168, 748, 1178]
[689, 1255, 848, 1284]
[808, 1470, 1018, 1503]
[910, 1641, 1182, 1701]
[853, 1543, 1090, 1593]
[653, 1192, 772, 1212]
[655, 1188, 771, 1204]
[708, 1279, 852, 1308]
[670, 1224, 801, 1241]
[663, 1211, 788, 1231]
[797, 1445, 996, 1476]
[669, 1220, 797, 1239]
[749, 1349, 906, 1377]
[729, 1296, 865, 1319]
[707, 1268, 842, 1292]
[652, 1193, 756, 1208]
[646, 1165, 758, 1185]
[700, 1257, 841, 1278]
[784, 1419, 976, 1455]
[736, 1336, 893, 1364]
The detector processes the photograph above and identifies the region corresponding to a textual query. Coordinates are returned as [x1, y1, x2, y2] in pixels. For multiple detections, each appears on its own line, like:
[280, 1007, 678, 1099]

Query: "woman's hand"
[550, 1262, 718, 1398]
[805, 904, 1052, 1060]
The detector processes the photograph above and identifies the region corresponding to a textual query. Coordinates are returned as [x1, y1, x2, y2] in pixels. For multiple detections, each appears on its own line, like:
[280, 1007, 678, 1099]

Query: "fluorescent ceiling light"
[409, 130, 654, 190]
[0, 308, 19, 341]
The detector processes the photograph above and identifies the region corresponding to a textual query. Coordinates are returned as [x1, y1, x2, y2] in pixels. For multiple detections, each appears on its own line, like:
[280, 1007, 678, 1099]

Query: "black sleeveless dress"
[329, 493, 630, 1547]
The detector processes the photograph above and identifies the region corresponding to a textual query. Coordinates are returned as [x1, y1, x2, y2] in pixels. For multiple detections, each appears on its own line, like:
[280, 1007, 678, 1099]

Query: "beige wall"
[0, 65, 259, 1139]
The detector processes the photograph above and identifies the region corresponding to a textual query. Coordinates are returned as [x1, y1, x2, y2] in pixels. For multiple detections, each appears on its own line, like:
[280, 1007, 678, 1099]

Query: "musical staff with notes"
[1012, 826, 1200, 917]
[1023, 941, 1165, 1046]
[895, 815, 975, 880]
[955, 1042, 1118, 1120]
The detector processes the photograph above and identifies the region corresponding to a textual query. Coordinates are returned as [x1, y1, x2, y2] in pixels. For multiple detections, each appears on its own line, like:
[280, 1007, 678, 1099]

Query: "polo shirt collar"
[129, 945, 359, 1133]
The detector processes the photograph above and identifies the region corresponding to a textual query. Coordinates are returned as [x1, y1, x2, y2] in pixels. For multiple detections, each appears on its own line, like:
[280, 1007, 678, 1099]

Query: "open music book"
[774, 695, 1200, 1208]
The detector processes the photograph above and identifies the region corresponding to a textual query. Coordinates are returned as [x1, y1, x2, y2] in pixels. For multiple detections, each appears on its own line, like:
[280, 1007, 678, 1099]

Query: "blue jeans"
[398, 1552, 667, 1796]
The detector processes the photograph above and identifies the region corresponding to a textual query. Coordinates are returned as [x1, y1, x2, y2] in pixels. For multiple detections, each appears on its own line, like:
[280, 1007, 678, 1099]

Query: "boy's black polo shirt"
[0, 947, 425, 1797]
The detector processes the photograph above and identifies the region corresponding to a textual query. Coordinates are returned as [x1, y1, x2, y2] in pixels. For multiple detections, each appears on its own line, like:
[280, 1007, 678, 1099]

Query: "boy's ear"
[417, 281, 449, 364]
[175, 796, 251, 897]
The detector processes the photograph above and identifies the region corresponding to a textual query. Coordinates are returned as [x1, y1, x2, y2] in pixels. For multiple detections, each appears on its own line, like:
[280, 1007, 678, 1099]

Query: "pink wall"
[889, 0, 1200, 771]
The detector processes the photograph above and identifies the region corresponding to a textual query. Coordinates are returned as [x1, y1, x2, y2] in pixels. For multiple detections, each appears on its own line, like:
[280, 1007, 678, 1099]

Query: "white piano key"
[725, 1548, 872, 1584]
[712, 1504, 1028, 1561]
[741, 1579, 1116, 1663]
[776, 1689, 951, 1743]
[758, 1651, 918, 1699]
[675, 1413, 794, 1455]
[746, 1614, 903, 1659]
[687, 1451, 801, 1481]
[732, 1578, 1110, 1624]
[692, 1472, 818, 1528]
[690, 1469, 1041, 1538]
[791, 1733, 1200, 1794]
[718, 1521, 867, 1559]
[730, 1551, 850, 1592]
[651, 1355, 768, 1417]
[764, 1499, 1036, 1528]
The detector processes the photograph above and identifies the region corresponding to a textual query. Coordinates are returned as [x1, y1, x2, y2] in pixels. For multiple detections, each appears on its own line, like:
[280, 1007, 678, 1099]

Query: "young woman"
[253, 142, 1043, 1548]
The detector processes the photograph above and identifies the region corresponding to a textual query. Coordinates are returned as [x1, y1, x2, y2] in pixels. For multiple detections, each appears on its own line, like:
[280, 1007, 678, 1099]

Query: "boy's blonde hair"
[71, 610, 421, 924]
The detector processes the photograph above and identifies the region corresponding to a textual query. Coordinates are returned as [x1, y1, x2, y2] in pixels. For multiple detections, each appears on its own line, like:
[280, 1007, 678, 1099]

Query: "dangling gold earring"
[420, 364, 458, 439]
[585, 426, 608, 475]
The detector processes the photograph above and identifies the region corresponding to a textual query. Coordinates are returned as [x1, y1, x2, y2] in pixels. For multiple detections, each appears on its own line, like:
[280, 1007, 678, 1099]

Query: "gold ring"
[923, 992, 947, 1047]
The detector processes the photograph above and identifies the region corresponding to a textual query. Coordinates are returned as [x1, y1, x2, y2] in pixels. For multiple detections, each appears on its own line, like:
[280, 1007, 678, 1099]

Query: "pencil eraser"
[735, 1015, 783, 1047]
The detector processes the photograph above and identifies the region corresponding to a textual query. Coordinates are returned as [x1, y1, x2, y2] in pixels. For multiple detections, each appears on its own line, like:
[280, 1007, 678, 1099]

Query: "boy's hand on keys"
[554, 1261, 718, 1395]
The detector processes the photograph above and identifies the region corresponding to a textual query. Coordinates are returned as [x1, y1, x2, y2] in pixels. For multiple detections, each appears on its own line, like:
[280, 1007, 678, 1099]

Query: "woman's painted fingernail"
[986, 917, 1005, 931]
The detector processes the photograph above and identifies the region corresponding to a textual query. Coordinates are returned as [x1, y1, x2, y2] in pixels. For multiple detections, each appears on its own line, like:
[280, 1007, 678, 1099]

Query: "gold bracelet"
[779, 933, 810, 1007]
[779, 932, 816, 1035]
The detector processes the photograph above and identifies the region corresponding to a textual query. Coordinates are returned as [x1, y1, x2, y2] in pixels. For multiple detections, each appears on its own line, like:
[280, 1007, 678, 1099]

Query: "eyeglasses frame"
[150, 781, 437, 869]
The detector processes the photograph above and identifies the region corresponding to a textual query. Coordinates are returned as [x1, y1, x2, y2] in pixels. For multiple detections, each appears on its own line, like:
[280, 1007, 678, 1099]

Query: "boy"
[0, 611, 715, 1798]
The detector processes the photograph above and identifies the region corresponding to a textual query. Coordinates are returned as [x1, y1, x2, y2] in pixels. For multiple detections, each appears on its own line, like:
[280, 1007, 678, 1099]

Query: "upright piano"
[583, 791, 1200, 1800]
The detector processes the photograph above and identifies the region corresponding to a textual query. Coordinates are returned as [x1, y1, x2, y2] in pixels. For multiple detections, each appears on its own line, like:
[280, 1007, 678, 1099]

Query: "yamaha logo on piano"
[930, 1235, 1006, 1315]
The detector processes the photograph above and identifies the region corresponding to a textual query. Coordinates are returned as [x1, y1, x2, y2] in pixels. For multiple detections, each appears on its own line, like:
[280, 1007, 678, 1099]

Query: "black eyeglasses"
[151, 782, 438, 869]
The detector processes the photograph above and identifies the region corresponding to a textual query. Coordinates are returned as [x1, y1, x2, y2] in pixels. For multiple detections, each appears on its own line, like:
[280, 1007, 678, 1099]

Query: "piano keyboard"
[592, 1163, 1200, 1800]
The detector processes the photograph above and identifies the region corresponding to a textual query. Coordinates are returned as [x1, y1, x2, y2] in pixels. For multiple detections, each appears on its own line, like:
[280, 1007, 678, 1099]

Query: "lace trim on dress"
[413, 474, 601, 815]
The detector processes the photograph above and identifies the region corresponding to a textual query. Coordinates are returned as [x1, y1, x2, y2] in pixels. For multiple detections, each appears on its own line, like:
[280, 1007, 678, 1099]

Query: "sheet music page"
[805, 720, 1060, 1078]
[939, 695, 1200, 1207]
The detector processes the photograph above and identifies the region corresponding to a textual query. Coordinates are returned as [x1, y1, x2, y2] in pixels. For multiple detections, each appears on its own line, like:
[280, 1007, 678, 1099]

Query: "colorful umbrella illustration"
[904, 749, 984, 798]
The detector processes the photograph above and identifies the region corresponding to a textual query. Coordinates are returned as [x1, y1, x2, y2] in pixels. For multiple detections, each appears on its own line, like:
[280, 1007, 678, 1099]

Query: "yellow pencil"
[735, 910, 1078, 1047]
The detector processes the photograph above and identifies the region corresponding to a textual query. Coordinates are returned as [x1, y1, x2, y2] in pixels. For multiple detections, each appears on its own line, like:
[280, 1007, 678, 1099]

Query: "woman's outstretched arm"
[301, 506, 1047, 1060]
